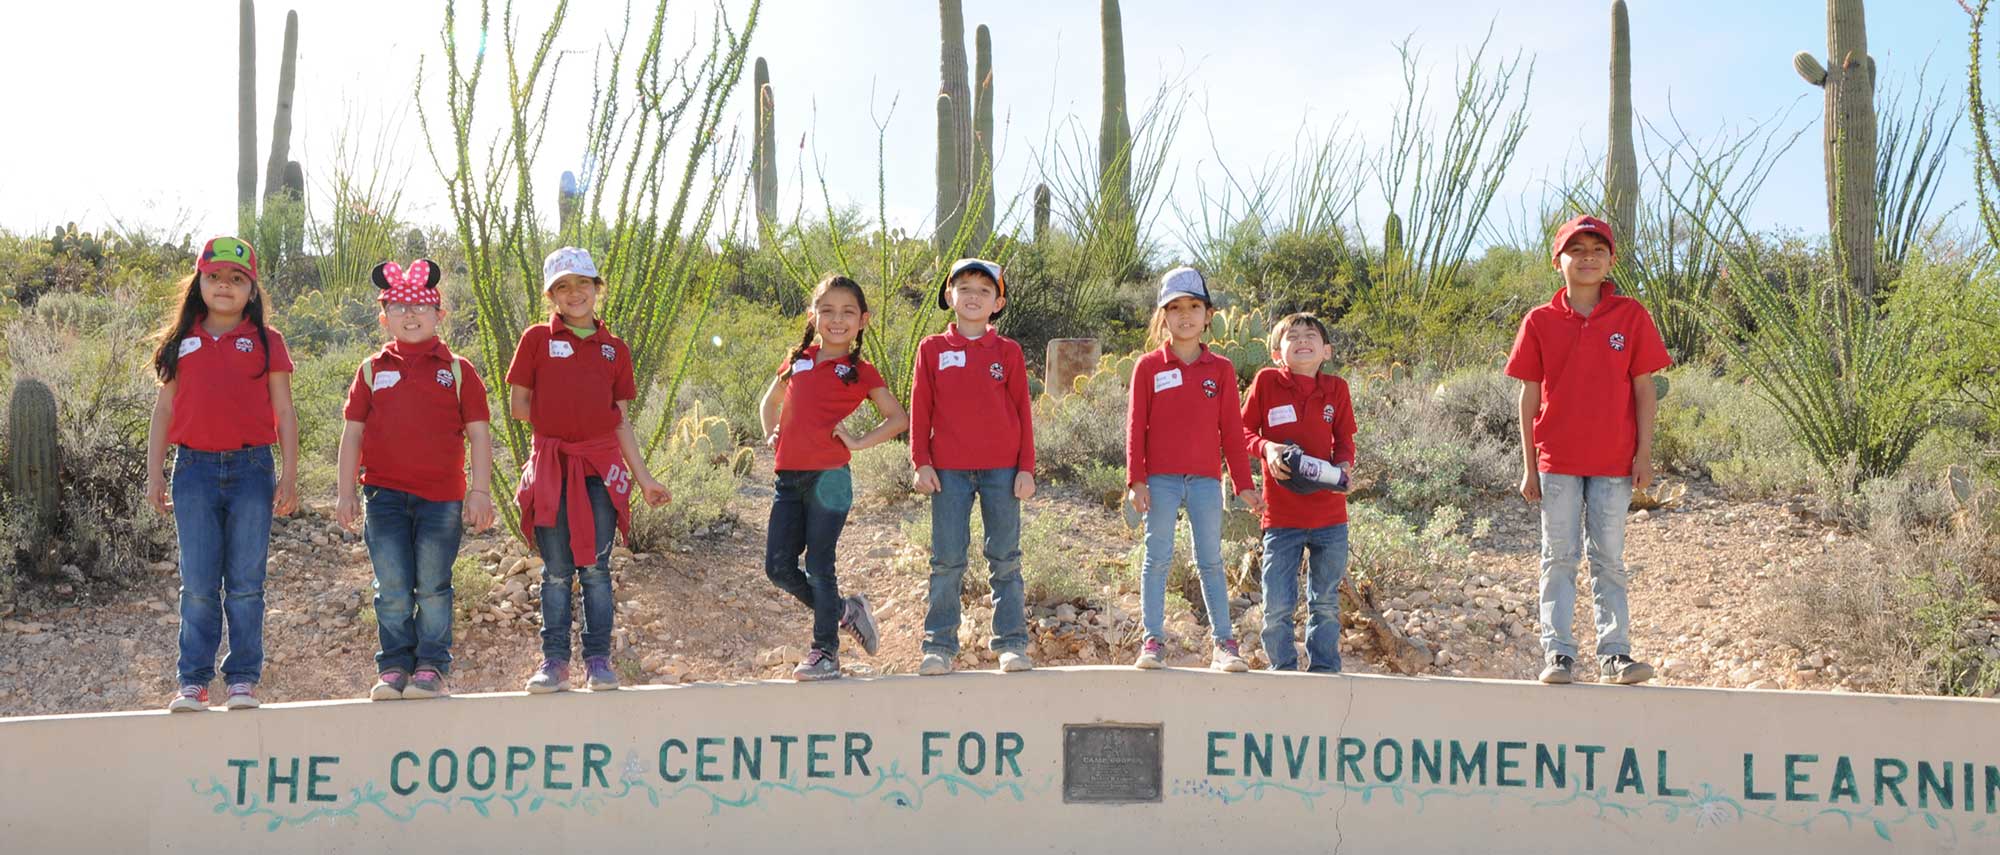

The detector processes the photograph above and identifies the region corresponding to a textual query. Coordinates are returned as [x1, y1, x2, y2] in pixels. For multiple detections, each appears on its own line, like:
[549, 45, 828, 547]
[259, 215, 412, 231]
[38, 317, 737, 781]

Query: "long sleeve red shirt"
[1125, 342, 1254, 495]
[1240, 366, 1357, 528]
[909, 325, 1036, 471]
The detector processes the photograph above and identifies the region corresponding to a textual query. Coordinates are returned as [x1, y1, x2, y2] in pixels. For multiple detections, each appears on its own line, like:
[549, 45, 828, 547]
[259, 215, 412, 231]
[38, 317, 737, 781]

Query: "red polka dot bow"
[372, 258, 442, 305]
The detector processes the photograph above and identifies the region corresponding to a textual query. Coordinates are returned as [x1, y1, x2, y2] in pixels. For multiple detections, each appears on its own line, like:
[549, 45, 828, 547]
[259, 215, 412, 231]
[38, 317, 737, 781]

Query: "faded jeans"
[1537, 473, 1634, 659]
[171, 445, 275, 686]
[1140, 474, 1233, 644]
[1259, 523, 1349, 672]
[922, 468, 1029, 656]
[535, 476, 617, 661]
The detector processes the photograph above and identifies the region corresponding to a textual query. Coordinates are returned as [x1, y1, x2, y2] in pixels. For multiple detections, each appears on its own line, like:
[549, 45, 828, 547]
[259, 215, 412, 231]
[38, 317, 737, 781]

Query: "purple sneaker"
[840, 594, 880, 655]
[1135, 638, 1166, 670]
[224, 682, 260, 710]
[585, 656, 620, 691]
[526, 659, 569, 694]
[403, 668, 448, 699]
[793, 649, 841, 681]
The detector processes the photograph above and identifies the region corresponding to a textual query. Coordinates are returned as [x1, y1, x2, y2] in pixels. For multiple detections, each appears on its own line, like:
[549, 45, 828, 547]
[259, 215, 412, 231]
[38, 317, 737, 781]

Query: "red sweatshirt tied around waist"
[516, 433, 632, 562]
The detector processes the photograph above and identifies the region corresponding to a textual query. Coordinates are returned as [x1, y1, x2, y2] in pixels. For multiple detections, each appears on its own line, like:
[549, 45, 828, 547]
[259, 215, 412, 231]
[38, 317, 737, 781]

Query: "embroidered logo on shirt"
[435, 368, 455, 388]
[600, 343, 616, 362]
[549, 340, 575, 358]
[1153, 368, 1183, 392]
[834, 363, 853, 378]
[371, 370, 402, 391]
[234, 337, 254, 353]
[1609, 332, 1627, 352]
[1323, 403, 1336, 423]
[989, 362, 1004, 381]
[939, 350, 967, 370]
[1267, 404, 1298, 426]
[178, 337, 202, 357]
[1202, 378, 1218, 398]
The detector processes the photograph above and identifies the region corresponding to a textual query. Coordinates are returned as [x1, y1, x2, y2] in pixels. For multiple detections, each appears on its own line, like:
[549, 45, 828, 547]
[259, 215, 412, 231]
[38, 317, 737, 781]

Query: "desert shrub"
[287, 342, 378, 498]
[625, 400, 743, 550]
[901, 507, 1107, 606]
[1075, 462, 1128, 509]
[1431, 367, 1520, 444]
[1034, 352, 1133, 480]
[1351, 373, 1514, 518]
[670, 297, 796, 441]
[451, 554, 493, 621]
[848, 440, 914, 508]
[1347, 501, 1484, 592]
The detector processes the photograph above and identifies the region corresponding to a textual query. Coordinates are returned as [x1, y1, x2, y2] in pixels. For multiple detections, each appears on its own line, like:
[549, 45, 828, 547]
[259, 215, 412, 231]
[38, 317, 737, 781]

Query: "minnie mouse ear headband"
[372, 258, 443, 305]
[936, 257, 1007, 319]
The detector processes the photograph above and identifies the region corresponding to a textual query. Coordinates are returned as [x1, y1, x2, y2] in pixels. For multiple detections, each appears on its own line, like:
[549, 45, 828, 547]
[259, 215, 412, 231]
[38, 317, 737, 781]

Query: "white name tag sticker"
[939, 350, 967, 370]
[370, 370, 402, 391]
[178, 337, 202, 357]
[791, 358, 816, 375]
[549, 340, 574, 358]
[1268, 404, 1298, 426]
[1153, 368, 1183, 393]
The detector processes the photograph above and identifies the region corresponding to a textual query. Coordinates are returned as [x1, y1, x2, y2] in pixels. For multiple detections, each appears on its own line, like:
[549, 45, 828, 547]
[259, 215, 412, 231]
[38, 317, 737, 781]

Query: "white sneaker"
[223, 683, 261, 709]
[918, 653, 953, 676]
[998, 651, 1034, 672]
[1211, 641, 1250, 673]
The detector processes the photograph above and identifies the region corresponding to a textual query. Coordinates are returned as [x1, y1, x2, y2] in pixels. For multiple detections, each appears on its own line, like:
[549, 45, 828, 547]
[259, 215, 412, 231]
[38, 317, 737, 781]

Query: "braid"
[783, 320, 817, 378]
[841, 329, 865, 385]
[247, 284, 271, 377]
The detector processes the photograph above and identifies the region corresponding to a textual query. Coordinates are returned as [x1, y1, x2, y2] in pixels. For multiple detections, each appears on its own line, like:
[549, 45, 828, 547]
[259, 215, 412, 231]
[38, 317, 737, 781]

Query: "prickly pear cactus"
[669, 401, 734, 464]
[730, 446, 755, 477]
[1652, 374, 1670, 401]
[6, 379, 61, 576]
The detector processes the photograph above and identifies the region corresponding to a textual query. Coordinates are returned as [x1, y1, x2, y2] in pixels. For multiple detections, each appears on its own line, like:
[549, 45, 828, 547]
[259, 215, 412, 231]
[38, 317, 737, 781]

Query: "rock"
[1659, 658, 1689, 678]
[1054, 604, 1078, 622]
[1728, 666, 1755, 685]
[1630, 509, 1650, 522]
[1691, 594, 1715, 609]
[754, 645, 802, 668]
[1745, 679, 1772, 690]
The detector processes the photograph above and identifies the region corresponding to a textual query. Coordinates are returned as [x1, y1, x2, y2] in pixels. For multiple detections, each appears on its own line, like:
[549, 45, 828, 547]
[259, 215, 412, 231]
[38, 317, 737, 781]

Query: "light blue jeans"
[923, 468, 1029, 656]
[1259, 524, 1349, 672]
[1537, 473, 1633, 658]
[1140, 475, 1233, 644]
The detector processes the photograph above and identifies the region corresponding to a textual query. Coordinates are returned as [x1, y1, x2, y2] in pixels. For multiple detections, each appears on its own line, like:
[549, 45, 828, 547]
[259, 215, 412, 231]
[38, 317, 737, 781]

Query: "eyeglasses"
[383, 304, 439, 316]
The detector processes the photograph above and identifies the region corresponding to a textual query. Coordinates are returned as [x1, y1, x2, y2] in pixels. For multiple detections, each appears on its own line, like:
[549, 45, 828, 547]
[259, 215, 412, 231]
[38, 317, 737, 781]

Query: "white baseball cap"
[1156, 266, 1212, 307]
[541, 246, 601, 292]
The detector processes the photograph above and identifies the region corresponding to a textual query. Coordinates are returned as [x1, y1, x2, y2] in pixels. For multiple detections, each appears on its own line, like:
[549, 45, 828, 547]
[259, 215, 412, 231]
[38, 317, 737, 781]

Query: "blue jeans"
[364, 485, 463, 674]
[534, 476, 616, 661]
[765, 468, 852, 654]
[1537, 473, 1634, 658]
[1259, 524, 1349, 672]
[171, 445, 275, 686]
[1140, 474, 1232, 644]
[923, 468, 1028, 656]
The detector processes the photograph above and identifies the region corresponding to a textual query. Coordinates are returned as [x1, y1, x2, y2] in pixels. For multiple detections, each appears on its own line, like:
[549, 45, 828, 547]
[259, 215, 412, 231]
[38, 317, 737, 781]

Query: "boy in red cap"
[909, 258, 1036, 676]
[1504, 215, 1671, 685]
[336, 259, 497, 701]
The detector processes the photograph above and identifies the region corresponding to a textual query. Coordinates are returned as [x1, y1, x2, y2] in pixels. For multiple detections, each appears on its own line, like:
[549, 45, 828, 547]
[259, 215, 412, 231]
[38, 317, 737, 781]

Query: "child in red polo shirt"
[1126, 266, 1263, 673]
[1505, 215, 1671, 686]
[909, 258, 1036, 677]
[1241, 312, 1356, 673]
[144, 236, 300, 713]
[757, 275, 908, 681]
[506, 247, 670, 695]
[335, 259, 497, 701]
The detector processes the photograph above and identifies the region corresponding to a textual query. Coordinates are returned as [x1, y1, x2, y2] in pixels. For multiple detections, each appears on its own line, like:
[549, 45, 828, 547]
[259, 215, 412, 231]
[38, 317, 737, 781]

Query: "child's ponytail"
[782, 320, 817, 378]
[842, 329, 865, 386]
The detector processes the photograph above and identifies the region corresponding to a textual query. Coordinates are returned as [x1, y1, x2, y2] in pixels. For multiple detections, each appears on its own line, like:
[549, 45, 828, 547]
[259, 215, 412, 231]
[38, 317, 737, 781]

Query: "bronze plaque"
[1062, 723, 1163, 804]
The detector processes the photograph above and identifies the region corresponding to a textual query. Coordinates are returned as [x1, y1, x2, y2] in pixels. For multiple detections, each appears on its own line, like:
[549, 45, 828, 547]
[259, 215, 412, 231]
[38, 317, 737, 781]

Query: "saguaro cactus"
[263, 10, 299, 203]
[1383, 212, 1404, 266]
[1098, 0, 1132, 226]
[935, 0, 971, 250]
[1033, 182, 1051, 242]
[751, 57, 778, 227]
[237, 0, 258, 228]
[972, 24, 995, 249]
[558, 171, 582, 236]
[6, 379, 60, 576]
[1793, 0, 1878, 297]
[1605, 0, 1639, 244]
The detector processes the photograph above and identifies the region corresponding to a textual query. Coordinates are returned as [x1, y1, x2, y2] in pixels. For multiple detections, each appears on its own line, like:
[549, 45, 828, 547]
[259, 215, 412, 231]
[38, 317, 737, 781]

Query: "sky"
[0, 0, 1981, 256]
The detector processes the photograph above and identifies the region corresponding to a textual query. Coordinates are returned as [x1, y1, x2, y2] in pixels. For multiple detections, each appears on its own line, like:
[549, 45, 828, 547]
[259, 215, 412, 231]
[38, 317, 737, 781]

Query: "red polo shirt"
[1241, 367, 1356, 528]
[166, 316, 294, 451]
[909, 325, 1035, 472]
[342, 337, 493, 503]
[504, 315, 637, 442]
[775, 345, 885, 471]
[1504, 282, 1672, 477]
[1126, 342, 1254, 495]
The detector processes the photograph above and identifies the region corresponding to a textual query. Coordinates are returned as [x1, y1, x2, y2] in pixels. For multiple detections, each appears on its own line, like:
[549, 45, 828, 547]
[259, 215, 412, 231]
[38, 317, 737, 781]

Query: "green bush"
[670, 297, 796, 441]
[1347, 501, 1483, 592]
[1075, 462, 1128, 509]
[1431, 368, 1519, 444]
[901, 505, 1111, 606]
[1351, 372, 1514, 518]
[848, 439, 914, 508]
[451, 554, 493, 620]
[287, 342, 378, 499]
[1034, 352, 1132, 479]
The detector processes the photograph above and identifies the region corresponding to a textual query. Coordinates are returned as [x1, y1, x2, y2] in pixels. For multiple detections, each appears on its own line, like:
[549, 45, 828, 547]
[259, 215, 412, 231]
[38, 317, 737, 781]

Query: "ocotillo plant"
[935, 0, 971, 250]
[972, 24, 995, 249]
[1962, 1, 2000, 250]
[752, 57, 778, 227]
[1793, 0, 1878, 297]
[1099, 0, 1132, 232]
[237, 0, 257, 230]
[263, 10, 298, 203]
[1605, 0, 1638, 243]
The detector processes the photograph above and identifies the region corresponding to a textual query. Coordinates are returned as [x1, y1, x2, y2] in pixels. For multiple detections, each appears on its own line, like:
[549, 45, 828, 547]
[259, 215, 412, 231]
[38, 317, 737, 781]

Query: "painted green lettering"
[544, 745, 573, 791]
[924, 732, 950, 776]
[808, 734, 835, 779]
[1244, 733, 1273, 778]
[1615, 748, 1644, 795]
[389, 752, 419, 797]
[506, 746, 535, 791]
[1535, 745, 1566, 789]
[1784, 754, 1819, 803]
[582, 743, 610, 789]
[268, 757, 300, 804]
[1828, 756, 1859, 804]
[1918, 761, 1953, 810]
[466, 747, 497, 792]
[1743, 754, 1776, 801]
[845, 732, 874, 777]
[1657, 750, 1687, 797]
[657, 739, 687, 783]
[1283, 736, 1310, 779]
[994, 732, 1021, 778]
[734, 737, 764, 780]
[1412, 740, 1443, 784]
[1373, 739, 1403, 784]
[1496, 742, 1526, 788]
[1985, 765, 1999, 814]
[229, 758, 257, 805]
[1207, 731, 1235, 777]
[427, 749, 458, 794]
[1448, 740, 1487, 786]
[771, 735, 798, 779]
[1576, 745, 1605, 791]
[695, 737, 724, 783]
[306, 756, 339, 803]
[958, 733, 988, 776]
[1876, 759, 1909, 807]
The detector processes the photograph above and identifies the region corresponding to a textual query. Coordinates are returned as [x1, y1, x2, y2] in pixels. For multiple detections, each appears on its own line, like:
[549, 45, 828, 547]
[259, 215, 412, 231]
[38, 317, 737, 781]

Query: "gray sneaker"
[1134, 638, 1166, 670]
[585, 656, 620, 691]
[1211, 639, 1250, 673]
[1600, 654, 1655, 685]
[1539, 654, 1575, 685]
[370, 669, 408, 701]
[793, 649, 841, 681]
[403, 667, 448, 699]
[223, 682, 260, 710]
[998, 650, 1035, 672]
[841, 594, 880, 656]
[526, 659, 569, 694]
[918, 652, 953, 676]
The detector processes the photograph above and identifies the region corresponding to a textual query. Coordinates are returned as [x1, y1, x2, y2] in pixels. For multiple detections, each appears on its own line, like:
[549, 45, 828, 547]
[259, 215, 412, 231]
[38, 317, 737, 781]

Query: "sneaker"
[1600, 654, 1655, 685]
[998, 650, 1035, 673]
[370, 670, 408, 701]
[403, 668, 448, 699]
[1211, 639, 1250, 673]
[224, 683, 260, 710]
[167, 684, 208, 712]
[1134, 638, 1166, 670]
[793, 649, 841, 681]
[1539, 653, 1575, 685]
[840, 594, 880, 656]
[585, 656, 620, 691]
[918, 652, 953, 676]
[526, 659, 569, 694]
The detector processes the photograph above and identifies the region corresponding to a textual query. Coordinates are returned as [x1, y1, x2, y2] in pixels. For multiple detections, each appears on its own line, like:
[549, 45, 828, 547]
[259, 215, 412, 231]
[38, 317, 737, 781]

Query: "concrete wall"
[2, 667, 1997, 854]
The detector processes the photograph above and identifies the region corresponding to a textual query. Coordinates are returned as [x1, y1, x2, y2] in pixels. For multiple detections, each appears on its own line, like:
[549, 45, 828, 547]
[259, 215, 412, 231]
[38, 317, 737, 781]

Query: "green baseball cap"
[197, 236, 259, 282]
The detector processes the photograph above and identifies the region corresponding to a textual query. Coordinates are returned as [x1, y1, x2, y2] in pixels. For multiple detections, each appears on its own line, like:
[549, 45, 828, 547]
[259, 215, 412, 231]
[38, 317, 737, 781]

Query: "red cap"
[1550, 215, 1617, 269]
[197, 236, 259, 283]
